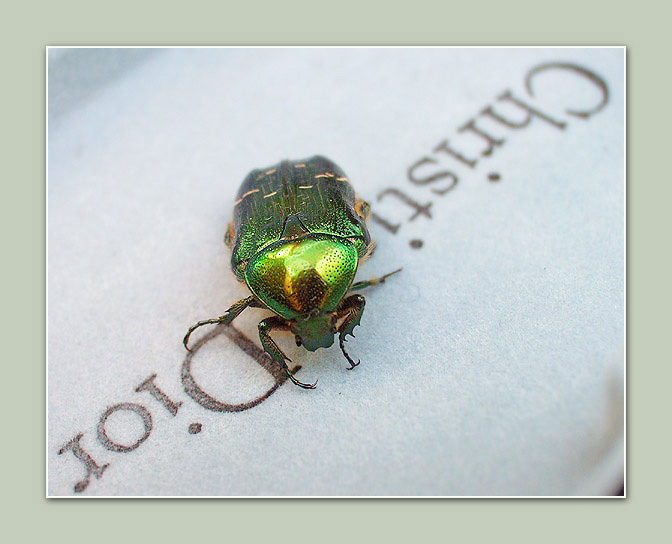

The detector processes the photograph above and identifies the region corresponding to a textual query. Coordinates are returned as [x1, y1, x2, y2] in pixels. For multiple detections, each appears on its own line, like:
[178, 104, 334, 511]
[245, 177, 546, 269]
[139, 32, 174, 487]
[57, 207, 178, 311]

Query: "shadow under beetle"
[184, 156, 401, 389]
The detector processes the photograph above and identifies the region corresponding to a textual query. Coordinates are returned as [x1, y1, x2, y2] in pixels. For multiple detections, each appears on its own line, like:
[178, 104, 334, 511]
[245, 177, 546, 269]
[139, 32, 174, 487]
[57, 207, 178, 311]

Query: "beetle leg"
[183, 296, 255, 351]
[348, 268, 402, 292]
[258, 316, 317, 389]
[354, 197, 371, 220]
[336, 294, 366, 370]
[224, 221, 235, 248]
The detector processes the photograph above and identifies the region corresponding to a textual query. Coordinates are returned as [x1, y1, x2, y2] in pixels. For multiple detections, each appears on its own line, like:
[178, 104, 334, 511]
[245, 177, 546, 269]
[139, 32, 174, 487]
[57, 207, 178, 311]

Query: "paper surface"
[48, 47, 624, 496]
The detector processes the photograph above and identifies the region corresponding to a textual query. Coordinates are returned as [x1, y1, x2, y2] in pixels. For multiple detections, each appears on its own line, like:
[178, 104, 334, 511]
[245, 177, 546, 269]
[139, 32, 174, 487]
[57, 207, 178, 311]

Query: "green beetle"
[184, 156, 400, 389]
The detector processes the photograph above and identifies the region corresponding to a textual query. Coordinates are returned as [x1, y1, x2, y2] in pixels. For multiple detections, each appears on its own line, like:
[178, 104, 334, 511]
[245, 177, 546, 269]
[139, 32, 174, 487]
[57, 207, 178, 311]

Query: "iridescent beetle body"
[184, 156, 400, 389]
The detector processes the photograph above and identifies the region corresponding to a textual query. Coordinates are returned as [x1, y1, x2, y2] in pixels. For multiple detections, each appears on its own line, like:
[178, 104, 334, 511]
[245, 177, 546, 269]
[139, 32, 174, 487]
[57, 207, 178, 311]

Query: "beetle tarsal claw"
[339, 333, 360, 370]
[285, 367, 318, 389]
[345, 359, 361, 371]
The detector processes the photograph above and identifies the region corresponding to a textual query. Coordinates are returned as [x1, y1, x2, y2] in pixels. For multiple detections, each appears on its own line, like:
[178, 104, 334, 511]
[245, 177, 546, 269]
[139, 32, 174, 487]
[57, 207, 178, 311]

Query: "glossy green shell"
[245, 234, 359, 320]
[230, 156, 371, 281]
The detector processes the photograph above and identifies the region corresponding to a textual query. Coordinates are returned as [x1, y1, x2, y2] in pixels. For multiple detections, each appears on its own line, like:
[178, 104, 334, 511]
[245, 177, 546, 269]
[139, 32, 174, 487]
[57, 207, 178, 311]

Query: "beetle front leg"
[336, 294, 366, 370]
[183, 295, 255, 351]
[348, 268, 402, 292]
[258, 316, 317, 390]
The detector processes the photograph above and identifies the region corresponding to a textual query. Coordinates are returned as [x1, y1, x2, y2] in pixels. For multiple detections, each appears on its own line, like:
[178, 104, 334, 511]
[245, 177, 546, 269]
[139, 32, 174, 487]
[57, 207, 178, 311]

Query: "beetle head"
[290, 309, 337, 352]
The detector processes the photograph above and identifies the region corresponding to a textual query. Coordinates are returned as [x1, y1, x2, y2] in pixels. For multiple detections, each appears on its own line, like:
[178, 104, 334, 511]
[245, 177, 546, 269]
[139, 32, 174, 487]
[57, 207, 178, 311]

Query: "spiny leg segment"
[183, 296, 255, 351]
[336, 294, 366, 370]
[259, 316, 317, 389]
[336, 268, 402, 370]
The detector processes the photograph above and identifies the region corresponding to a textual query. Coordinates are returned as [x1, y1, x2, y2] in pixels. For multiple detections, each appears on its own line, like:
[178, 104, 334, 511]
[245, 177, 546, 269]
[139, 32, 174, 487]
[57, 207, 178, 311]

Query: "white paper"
[48, 47, 624, 496]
